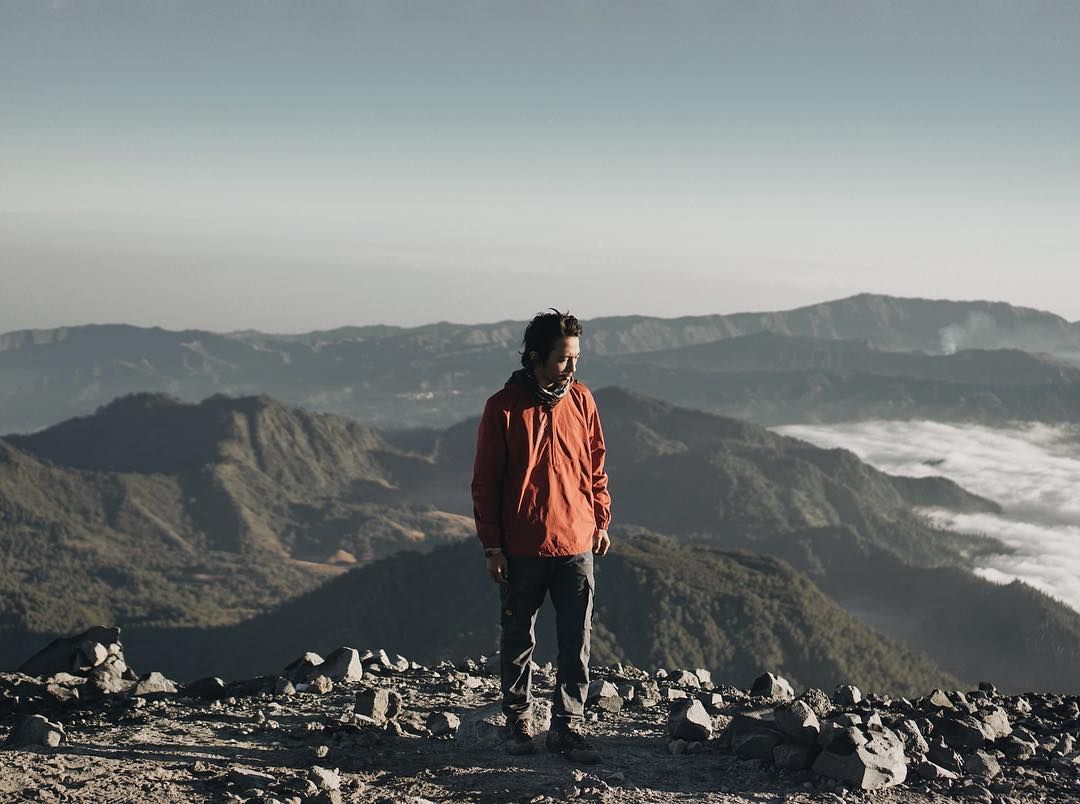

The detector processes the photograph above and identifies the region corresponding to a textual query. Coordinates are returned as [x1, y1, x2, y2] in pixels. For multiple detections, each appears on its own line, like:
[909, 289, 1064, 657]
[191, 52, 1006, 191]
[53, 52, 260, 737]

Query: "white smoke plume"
[775, 420, 1080, 613]
[938, 311, 999, 355]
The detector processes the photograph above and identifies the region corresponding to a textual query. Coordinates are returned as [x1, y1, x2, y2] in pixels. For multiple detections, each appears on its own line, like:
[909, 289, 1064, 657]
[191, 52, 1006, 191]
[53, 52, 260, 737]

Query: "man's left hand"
[593, 528, 610, 556]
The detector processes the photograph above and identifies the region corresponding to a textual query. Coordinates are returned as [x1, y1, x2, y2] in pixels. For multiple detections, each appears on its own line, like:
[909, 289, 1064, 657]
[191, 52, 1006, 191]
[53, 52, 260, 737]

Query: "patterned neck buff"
[509, 367, 575, 408]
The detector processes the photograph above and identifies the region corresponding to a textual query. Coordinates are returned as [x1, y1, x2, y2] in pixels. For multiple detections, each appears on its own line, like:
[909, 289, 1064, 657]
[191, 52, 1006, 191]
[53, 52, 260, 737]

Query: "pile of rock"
[223, 764, 346, 804]
[1, 626, 183, 746]
[717, 675, 1080, 800]
[6, 628, 1080, 802]
[15, 625, 137, 699]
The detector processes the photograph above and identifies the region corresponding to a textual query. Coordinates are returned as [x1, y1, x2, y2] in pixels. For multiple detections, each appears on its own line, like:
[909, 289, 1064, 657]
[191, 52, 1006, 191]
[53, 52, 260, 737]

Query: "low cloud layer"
[775, 420, 1080, 613]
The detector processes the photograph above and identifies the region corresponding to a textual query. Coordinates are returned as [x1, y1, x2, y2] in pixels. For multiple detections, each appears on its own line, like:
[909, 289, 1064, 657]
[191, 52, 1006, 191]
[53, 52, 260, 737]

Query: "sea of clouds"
[774, 420, 1080, 614]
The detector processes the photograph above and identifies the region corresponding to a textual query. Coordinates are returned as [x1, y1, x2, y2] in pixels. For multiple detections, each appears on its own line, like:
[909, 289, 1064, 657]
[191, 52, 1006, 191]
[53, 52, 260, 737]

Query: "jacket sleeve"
[588, 395, 612, 532]
[471, 395, 508, 550]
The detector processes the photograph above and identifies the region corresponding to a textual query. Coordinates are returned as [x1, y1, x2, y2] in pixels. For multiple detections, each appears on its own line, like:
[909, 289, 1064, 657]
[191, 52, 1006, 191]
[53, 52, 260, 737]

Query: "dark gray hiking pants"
[500, 551, 594, 729]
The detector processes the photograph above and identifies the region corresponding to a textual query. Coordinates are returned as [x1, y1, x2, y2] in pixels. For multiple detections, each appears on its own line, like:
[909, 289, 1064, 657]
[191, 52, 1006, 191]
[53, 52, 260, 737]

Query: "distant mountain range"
[5, 294, 1080, 433]
[3, 386, 1078, 693]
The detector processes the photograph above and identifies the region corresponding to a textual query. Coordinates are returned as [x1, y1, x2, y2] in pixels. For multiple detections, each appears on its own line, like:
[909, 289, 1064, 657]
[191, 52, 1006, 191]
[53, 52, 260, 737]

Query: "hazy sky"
[2, 1, 1079, 332]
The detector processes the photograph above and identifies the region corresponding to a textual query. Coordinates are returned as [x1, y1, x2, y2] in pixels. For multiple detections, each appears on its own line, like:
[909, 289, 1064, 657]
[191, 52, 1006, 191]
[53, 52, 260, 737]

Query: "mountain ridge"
[5, 293, 1080, 434]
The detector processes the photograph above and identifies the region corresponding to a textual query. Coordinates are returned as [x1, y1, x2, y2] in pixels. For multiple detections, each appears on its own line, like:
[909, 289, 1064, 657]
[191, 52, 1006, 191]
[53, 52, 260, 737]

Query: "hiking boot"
[545, 726, 601, 764]
[505, 715, 536, 755]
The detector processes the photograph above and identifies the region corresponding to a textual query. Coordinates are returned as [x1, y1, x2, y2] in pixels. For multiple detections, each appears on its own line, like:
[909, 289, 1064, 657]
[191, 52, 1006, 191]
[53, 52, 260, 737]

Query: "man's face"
[533, 336, 581, 389]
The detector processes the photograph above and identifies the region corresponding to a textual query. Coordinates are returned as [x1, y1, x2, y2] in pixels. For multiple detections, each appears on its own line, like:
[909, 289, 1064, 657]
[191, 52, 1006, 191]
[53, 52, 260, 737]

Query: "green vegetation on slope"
[192, 529, 956, 697]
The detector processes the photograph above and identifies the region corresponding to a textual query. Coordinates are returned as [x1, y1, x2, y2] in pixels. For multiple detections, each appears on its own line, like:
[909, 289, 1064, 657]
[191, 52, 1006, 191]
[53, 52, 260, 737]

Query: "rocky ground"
[2, 631, 1079, 803]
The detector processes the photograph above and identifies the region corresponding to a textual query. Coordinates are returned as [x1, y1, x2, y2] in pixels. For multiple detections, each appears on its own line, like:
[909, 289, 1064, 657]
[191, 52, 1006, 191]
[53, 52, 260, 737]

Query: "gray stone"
[667, 698, 712, 742]
[374, 649, 393, 668]
[694, 668, 712, 687]
[586, 680, 618, 705]
[896, 719, 929, 754]
[283, 652, 324, 683]
[454, 701, 551, 748]
[5, 714, 66, 748]
[319, 647, 363, 683]
[94, 655, 128, 679]
[773, 741, 819, 770]
[282, 778, 320, 798]
[964, 750, 1001, 779]
[1001, 733, 1037, 761]
[307, 675, 333, 695]
[586, 680, 623, 713]
[184, 676, 227, 700]
[926, 689, 954, 709]
[931, 714, 989, 751]
[85, 666, 133, 697]
[354, 688, 401, 723]
[798, 688, 833, 719]
[732, 731, 782, 760]
[833, 712, 863, 727]
[703, 692, 725, 711]
[811, 726, 908, 790]
[635, 679, 661, 708]
[426, 711, 461, 737]
[78, 640, 109, 669]
[228, 768, 275, 789]
[818, 723, 867, 751]
[916, 759, 959, 780]
[773, 700, 820, 744]
[750, 672, 794, 701]
[44, 672, 85, 687]
[948, 690, 977, 714]
[308, 766, 341, 791]
[669, 669, 700, 688]
[927, 737, 964, 773]
[727, 709, 784, 759]
[976, 705, 1011, 740]
[834, 685, 862, 706]
[45, 683, 79, 704]
[132, 671, 178, 697]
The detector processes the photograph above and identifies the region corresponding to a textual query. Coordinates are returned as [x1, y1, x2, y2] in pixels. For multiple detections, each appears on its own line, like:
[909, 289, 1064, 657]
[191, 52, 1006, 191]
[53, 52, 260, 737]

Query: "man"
[471, 309, 612, 763]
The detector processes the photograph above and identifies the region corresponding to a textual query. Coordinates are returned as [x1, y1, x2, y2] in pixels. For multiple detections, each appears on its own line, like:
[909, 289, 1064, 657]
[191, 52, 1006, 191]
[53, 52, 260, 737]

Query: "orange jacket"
[471, 374, 612, 558]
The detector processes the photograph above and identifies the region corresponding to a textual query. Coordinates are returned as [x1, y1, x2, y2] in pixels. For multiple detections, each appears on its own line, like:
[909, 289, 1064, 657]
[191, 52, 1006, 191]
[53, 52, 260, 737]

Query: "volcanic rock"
[5, 714, 66, 748]
[667, 698, 712, 742]
[812, 726, 908, 790]
[132, 671, 179, 697]
[773, 700, 820, 744]
[750, 672, 794, 701]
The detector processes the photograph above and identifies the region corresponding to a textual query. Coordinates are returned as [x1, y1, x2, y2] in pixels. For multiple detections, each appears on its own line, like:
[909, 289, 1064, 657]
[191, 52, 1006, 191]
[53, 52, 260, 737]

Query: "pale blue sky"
[2, 1, 1079, 331]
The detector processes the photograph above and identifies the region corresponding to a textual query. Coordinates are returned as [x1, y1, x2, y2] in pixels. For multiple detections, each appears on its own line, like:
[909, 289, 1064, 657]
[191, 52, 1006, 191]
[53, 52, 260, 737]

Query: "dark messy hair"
[520, 309, 583, 368]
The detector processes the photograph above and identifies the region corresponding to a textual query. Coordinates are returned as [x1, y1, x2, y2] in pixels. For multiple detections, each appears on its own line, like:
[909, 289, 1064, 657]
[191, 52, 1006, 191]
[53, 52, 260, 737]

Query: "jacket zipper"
[547, 404, 555, 467]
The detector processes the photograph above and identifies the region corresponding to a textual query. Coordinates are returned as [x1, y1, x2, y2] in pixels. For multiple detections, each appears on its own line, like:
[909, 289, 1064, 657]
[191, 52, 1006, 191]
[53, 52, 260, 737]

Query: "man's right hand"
[486, 551, 508, 585]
